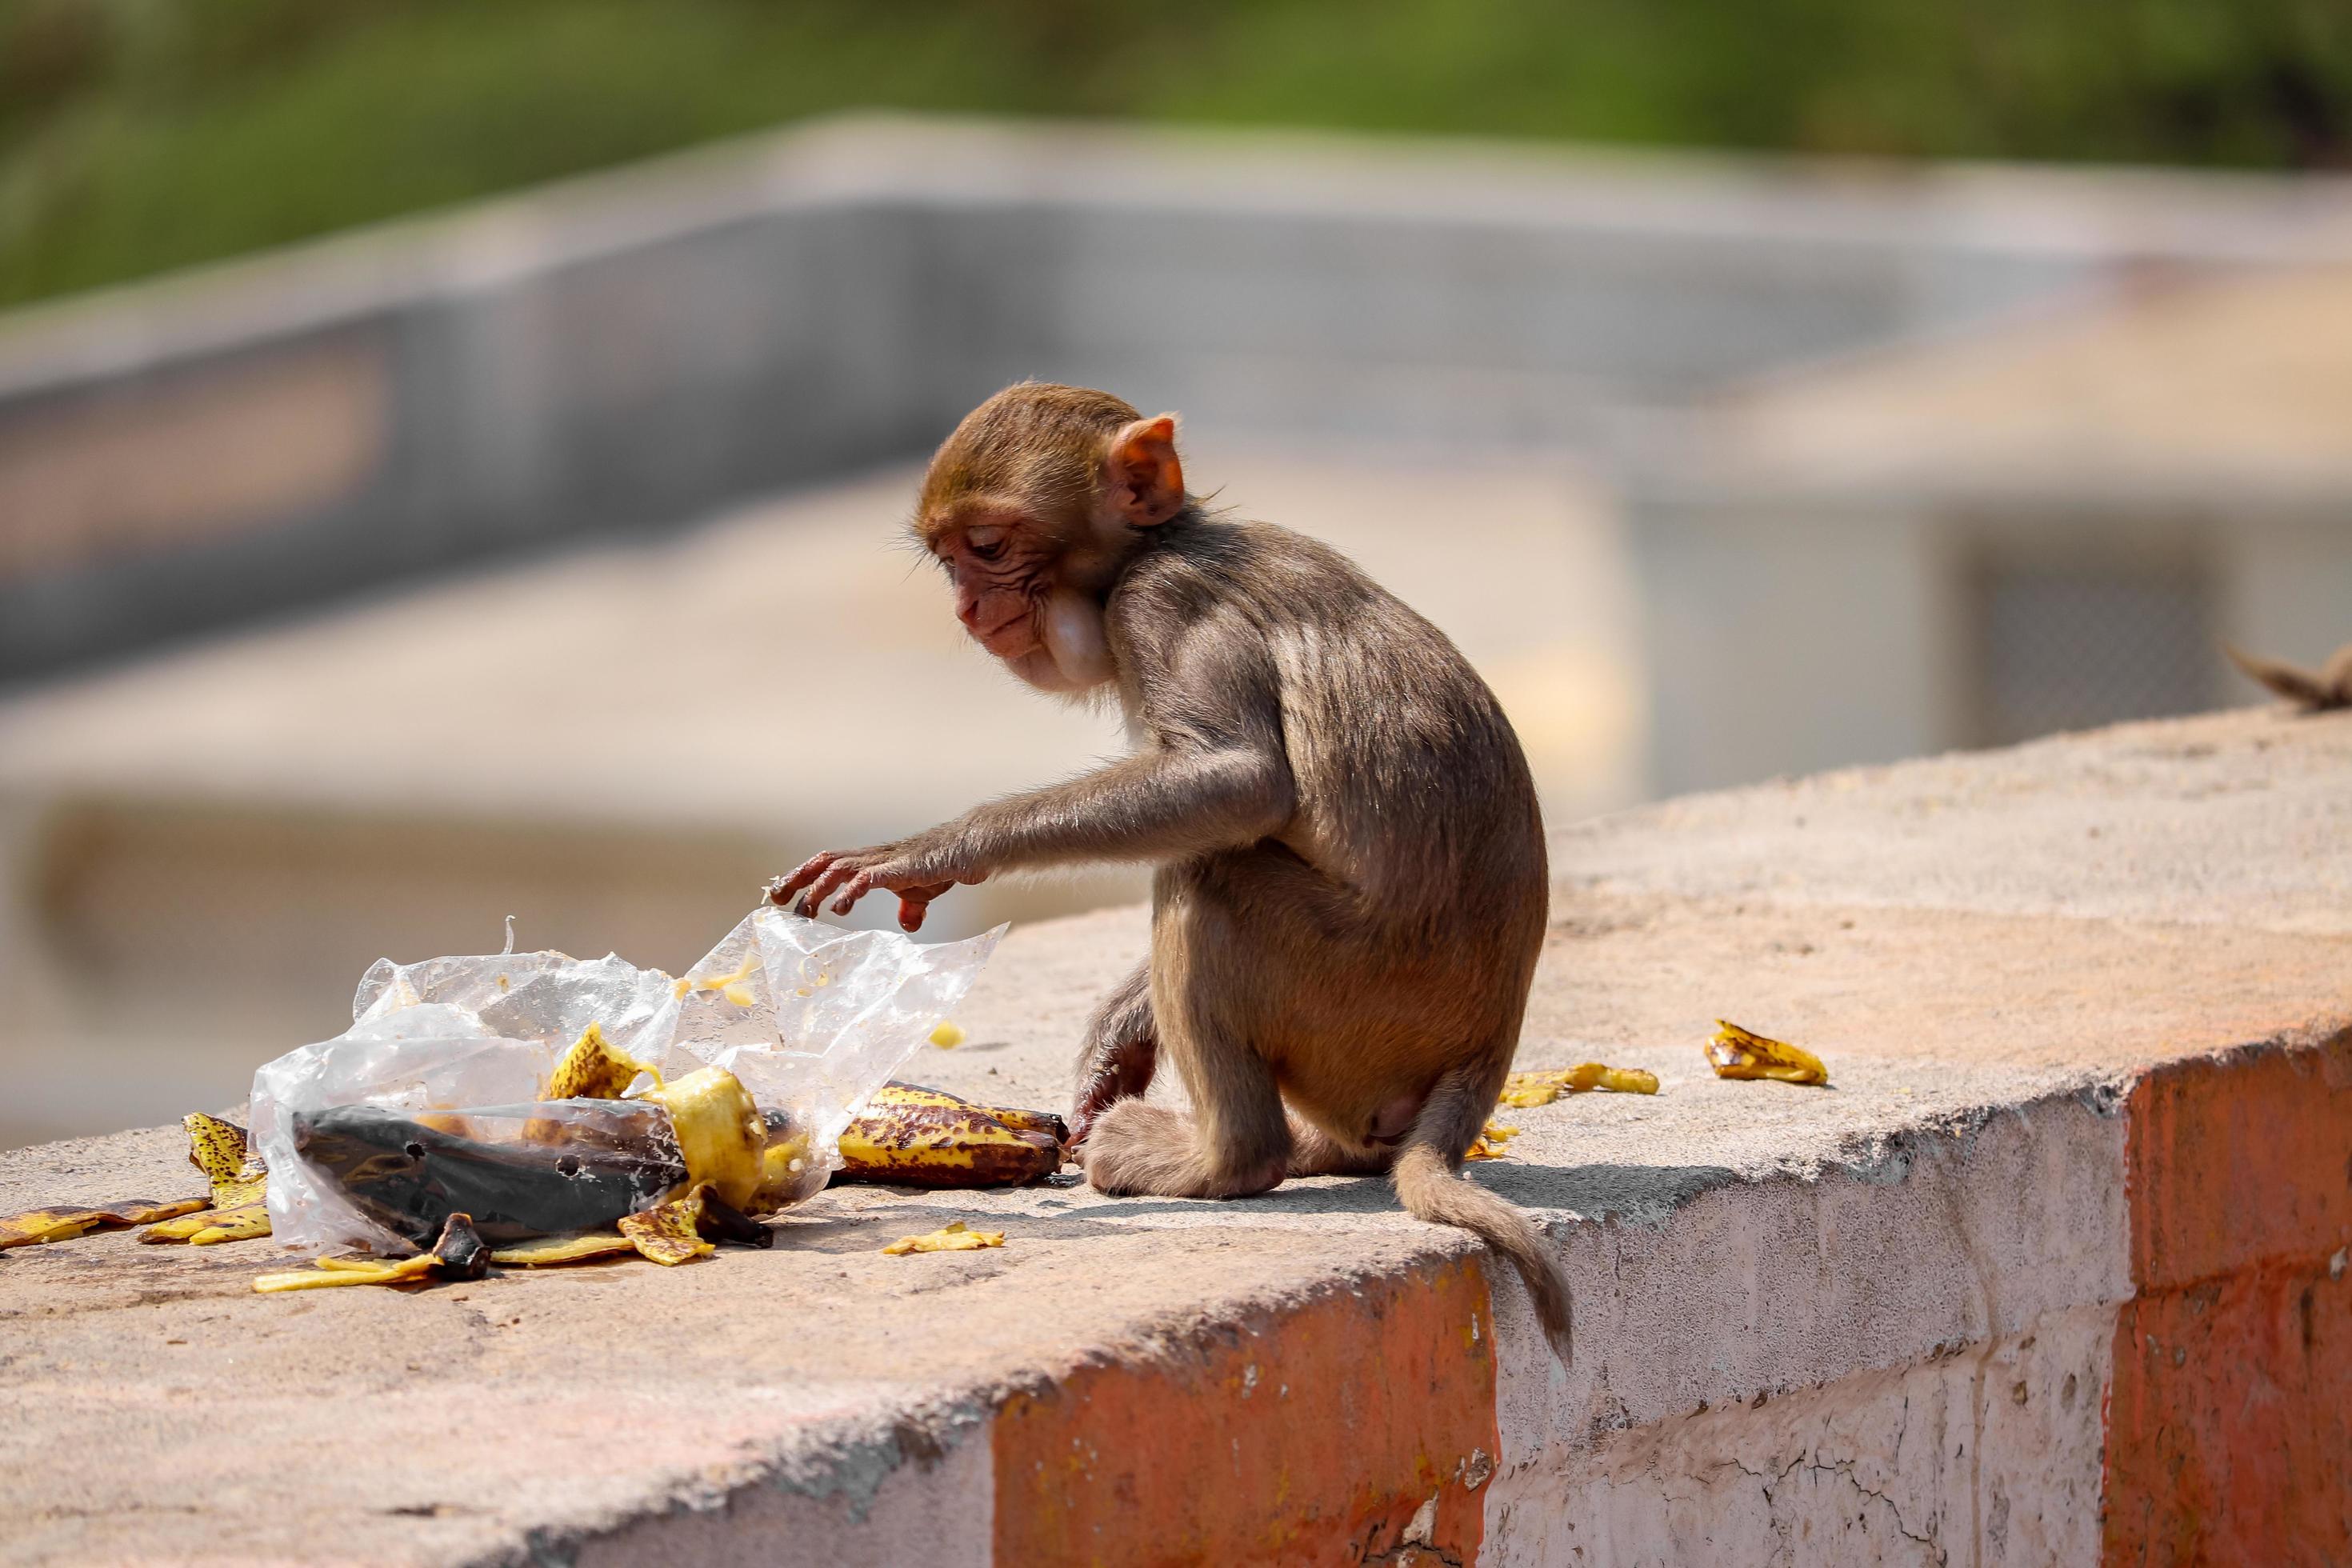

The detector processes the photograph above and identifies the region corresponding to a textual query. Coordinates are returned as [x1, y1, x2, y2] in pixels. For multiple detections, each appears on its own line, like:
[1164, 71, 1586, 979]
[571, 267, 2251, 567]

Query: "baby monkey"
[770, 383, 1569, 1356]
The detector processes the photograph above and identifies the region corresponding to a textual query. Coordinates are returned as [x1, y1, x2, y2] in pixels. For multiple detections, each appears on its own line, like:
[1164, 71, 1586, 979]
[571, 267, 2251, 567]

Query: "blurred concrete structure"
[16, 114, 2352, 682]
[1627, 264, 2352, 791]
[6, 116, 2352, 1146]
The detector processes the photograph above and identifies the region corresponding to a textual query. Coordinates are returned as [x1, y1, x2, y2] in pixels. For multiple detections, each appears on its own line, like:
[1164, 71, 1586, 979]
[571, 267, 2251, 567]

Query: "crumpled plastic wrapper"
[251, 906, 1001, 1254]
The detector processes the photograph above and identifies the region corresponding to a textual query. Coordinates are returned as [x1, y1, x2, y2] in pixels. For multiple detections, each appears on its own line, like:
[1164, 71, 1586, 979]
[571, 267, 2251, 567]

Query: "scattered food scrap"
[1706, 1021, 1830, 1086]
[882, 1220, 1004, 1255]
[0, 1197, 206, 1250]
[928, 1020, 967, 1049]
[673, 953, 761, 1007]
[1464, 1121, 1521, 1161]
[1500, 1063, 1660, 1107]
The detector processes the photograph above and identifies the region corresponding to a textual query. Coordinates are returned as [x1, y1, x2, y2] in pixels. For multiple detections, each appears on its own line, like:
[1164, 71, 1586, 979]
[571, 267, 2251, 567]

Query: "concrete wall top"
[4, 704, 2348, 1563]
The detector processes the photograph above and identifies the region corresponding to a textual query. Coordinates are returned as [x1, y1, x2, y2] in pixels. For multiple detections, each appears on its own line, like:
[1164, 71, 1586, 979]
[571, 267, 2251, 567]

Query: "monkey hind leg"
[1073, 959, 1158, 1145]
[1390, 1067, 1574, 1363]
[1084, 1101, 1286, 1198]
[1286, 1117, 1393, 1178]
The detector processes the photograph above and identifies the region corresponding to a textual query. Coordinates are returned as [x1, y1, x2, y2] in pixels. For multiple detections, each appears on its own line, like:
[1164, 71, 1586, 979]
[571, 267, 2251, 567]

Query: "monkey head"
[914, 382, 1186, 694]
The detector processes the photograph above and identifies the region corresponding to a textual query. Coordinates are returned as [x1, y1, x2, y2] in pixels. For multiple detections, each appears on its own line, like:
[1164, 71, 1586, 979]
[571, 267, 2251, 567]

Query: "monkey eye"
[966, 526, 1008, 562]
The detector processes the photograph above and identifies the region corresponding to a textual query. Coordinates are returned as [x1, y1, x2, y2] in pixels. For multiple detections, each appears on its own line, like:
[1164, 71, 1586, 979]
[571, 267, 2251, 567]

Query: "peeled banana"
[834, 1082, 1066, 1189]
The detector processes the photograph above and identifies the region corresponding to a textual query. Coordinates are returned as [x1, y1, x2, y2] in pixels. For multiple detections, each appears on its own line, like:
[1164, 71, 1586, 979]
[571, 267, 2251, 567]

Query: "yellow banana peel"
[546, 1022, 662, 1101]
[617, 1191, 714, 1266]
[882, 1220, 1003, 1255]
[254, 1212, 490, 1293]
[1463, 1121, 1520, 1161]
[142, 1114, 274, 1245]
[1499, 1063, 1661, 1108]
[1706, 1021, 1830, 1086]
[491, 1231, 638, 1266]
[0, 1197, 207, 1250]
[641, 1067, 765, 1210]
[254, 1254, 441, 1293]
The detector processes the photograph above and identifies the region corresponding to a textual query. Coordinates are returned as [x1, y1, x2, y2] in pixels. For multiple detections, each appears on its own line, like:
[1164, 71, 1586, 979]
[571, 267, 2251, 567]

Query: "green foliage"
[3, 0, 2350, 309]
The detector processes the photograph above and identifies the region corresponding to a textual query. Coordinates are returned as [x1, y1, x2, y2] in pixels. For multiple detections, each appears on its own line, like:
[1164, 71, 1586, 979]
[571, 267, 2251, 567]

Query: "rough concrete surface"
[2, 706, 2347, 1565]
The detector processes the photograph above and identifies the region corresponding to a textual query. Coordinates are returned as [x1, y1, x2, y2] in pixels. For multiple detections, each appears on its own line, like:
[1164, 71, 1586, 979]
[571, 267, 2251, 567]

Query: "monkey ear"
[1106, 415, 1186, 526]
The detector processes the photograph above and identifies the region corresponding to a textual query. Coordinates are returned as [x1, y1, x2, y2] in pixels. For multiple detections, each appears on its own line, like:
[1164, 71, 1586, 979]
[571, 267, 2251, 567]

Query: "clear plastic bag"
[251, 906, 1002, 1254]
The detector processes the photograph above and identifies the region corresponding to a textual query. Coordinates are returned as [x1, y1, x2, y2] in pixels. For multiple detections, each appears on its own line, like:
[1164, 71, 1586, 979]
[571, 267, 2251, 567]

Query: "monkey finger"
[893, 881, 954, 932]
[828, 864, 900, 914]
[803, 855, 876, 912]
[770, 852, 838, 904]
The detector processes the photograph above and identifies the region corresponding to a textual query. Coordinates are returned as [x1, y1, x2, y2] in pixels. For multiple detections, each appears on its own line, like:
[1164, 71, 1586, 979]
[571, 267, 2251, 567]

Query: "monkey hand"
[766, 841, 988, 933]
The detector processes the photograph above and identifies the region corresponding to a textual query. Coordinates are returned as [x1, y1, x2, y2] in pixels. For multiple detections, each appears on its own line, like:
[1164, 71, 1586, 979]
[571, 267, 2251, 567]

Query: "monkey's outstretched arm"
[770, 740, 1294, 929]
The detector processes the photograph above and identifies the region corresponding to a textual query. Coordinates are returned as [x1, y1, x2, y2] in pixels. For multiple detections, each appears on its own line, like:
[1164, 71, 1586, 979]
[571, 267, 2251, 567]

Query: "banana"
[870, 1081, 1072, 1149]
[837, 1095, 1062, 1189]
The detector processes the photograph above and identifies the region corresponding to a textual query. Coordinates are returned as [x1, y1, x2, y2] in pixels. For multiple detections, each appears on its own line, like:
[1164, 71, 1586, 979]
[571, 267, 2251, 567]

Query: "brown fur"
[770, 382, 1570, 1358]
[2226, 641, 2352, 712]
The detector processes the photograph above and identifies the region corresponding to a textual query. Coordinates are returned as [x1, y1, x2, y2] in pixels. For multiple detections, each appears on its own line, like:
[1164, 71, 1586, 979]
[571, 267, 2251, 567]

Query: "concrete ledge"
[2, 706, 2347, 1565]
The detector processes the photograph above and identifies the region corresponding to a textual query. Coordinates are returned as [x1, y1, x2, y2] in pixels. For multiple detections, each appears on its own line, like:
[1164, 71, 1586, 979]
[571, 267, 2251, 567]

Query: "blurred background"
[6, 0, 2351, 1148]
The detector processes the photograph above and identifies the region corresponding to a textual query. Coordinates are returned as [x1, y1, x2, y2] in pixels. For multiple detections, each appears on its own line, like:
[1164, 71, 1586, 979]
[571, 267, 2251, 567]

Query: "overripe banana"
[836, 1084, 1065, 1188]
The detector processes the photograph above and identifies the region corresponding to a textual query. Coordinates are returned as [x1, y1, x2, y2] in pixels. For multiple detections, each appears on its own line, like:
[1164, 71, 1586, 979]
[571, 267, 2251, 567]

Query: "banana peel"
[254, 1213, 489, 1294]
[1706, 1021, 1830, 1086]
[142, 1114, 274, 1246]
[875, 1082, 1071, 1148]
[142, 1203, 273, 1245]
[545, 1022, 662, 1102]
[1463, 1121, 1520, 1161]
[491, 1231, 639, 1266]
[618, 1194, 713, 1266]
[882, 1220, 1003, 1255]
[494, 1183, 767, 1269]
[0, 1197, 207, 1250]
[1500, 1063, 1661, 1108]
[838, 1088, 1063, 1189]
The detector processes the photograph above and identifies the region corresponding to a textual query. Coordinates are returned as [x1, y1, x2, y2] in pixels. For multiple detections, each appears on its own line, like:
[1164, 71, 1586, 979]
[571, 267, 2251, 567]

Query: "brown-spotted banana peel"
[142, 1113, 274, 1245]
[834, 1082, 1066, 1189]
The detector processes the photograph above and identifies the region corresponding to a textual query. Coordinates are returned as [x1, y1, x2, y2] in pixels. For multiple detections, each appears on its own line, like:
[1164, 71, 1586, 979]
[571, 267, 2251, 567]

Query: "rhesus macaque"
[769, 383, 1570, 1356]
[2226, 641, 2352, 712]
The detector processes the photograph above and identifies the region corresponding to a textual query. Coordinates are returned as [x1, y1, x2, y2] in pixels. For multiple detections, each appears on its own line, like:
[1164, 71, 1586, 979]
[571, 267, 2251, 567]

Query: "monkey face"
[912, 383, 1189, 695]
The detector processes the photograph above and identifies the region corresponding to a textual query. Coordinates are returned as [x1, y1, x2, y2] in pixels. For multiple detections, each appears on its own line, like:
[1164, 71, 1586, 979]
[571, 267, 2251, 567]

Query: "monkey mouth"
[974, 612, 1040, 659]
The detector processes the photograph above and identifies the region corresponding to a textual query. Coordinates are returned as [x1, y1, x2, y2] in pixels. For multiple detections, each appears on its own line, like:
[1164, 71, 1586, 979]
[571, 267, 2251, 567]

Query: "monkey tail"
[1390, 1069, 1573, 1363]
